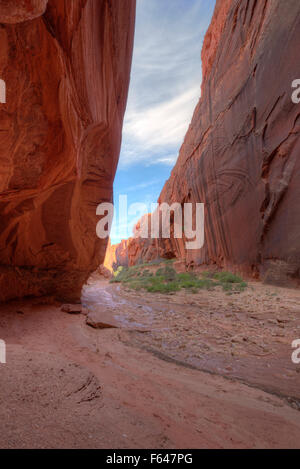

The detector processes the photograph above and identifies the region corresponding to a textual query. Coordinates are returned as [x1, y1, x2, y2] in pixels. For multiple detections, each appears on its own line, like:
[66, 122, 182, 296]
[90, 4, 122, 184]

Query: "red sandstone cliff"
[0, 0, 136, 301]
[103, 238, 127, 273]
[107, 239, 129, 271]
[110, 0, 300, 286]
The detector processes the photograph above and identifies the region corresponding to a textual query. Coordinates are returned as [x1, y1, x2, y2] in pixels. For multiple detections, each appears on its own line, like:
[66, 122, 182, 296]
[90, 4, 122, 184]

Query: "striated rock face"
[109, 235, 181, 270]
[106, 213, 183, 270]
[0, 0, 136, 301]
[112, 0, 300, 286]
[0, 0, 48, 24]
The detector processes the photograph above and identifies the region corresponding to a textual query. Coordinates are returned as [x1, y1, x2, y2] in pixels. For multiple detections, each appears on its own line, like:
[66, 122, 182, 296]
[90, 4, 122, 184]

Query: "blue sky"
[110, 0, 216, 244]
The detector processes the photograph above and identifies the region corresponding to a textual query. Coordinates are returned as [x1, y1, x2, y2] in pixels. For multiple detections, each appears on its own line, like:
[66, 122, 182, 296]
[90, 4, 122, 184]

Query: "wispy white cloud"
[124, 178, 162, 192]
[119, 0, 215, 168]
[112, 1, 216, 242]
[124, 85, 200, 149]
[146, 155, 177, 167]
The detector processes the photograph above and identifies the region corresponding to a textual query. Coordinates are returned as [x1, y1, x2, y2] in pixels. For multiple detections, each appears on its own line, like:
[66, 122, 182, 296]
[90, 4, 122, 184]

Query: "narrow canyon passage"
[0, 0, 300, 452]
[0, 275, 299, 449]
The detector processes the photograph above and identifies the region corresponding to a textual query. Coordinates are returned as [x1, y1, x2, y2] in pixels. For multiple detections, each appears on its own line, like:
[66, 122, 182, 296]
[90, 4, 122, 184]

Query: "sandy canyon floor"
[0, 276, 299, 448]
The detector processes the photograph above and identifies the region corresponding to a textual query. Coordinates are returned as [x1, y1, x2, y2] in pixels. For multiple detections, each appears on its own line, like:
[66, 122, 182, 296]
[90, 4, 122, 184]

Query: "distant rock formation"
[110, 0, 300, 286]
[0, 0, 136, 301]
[104, 239, 129, 272]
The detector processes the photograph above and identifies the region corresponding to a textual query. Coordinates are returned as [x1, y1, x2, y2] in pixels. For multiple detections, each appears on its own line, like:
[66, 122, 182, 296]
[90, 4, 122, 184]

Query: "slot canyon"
[0, 0, 299, 451]
[108, 0, 300, 287]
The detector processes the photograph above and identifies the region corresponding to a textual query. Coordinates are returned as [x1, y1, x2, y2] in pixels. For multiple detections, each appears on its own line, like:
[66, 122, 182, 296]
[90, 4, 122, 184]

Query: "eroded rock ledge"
[0, 0, 136, 301]
[110, 0, 300, 287]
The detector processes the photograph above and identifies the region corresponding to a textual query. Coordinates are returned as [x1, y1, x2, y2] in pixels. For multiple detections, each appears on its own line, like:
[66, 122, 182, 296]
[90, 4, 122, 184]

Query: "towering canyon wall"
[0, 0, 136, 301]
[111, 0, 300, 286]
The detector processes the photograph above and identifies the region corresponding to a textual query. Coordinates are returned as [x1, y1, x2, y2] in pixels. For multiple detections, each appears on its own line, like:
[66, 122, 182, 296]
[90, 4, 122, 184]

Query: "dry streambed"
[0, 276, 299, 448]
[83, 276, 300, 407]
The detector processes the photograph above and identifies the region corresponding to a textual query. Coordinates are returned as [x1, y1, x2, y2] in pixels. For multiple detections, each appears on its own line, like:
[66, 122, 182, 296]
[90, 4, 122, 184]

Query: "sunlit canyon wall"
[110, 0, 300, 286]
[0, 0, 136, 301]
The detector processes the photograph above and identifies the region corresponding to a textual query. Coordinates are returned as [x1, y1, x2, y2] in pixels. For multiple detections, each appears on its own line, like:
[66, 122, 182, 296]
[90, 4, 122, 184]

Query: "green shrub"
[213, 271, 243, 284]
[155, 266, 176, 282]
[147, 280, 180, 293]
[212, 271, 247, 292]
[110, 263, 247, 295]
